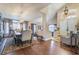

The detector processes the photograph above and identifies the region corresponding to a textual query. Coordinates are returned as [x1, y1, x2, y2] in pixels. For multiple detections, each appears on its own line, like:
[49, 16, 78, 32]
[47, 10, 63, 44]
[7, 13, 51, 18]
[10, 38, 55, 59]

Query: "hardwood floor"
[6, 40, 76, 55]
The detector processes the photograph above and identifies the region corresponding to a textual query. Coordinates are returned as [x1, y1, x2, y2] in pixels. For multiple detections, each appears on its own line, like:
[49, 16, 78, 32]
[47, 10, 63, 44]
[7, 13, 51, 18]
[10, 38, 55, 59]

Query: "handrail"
[0, 38, 8, 55]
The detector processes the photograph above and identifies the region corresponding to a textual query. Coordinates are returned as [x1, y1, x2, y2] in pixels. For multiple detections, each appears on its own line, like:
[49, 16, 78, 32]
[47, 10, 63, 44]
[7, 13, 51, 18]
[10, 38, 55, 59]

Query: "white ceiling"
[0, 3, 65, 23]
[0, 3, 49, 20]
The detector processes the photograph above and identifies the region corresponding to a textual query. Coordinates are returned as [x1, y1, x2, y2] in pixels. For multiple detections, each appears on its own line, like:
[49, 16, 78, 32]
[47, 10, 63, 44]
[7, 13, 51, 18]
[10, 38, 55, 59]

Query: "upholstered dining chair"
[21, 30, 32, 44]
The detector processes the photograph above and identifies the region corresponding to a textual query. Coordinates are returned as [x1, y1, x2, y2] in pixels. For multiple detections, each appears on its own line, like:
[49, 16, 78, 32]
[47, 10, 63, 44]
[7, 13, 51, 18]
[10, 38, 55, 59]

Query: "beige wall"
[31, 14, 51, 41]
[41, 3, 65, 25]
[30, 4, 65, 40]
[57, 3, 79, 37]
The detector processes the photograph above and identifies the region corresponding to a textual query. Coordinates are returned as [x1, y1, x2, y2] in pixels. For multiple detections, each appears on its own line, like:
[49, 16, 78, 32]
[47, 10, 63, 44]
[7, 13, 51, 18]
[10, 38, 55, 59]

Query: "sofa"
[61, 32, 79, 46]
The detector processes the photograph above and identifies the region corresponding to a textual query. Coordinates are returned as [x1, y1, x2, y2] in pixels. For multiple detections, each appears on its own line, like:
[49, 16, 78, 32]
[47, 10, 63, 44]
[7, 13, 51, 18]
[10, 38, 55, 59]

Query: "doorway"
[31, 23, 37, 40]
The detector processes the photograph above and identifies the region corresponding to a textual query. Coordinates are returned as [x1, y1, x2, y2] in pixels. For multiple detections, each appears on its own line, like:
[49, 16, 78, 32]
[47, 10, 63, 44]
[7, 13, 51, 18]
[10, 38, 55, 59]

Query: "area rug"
[3, 43, 31, 54]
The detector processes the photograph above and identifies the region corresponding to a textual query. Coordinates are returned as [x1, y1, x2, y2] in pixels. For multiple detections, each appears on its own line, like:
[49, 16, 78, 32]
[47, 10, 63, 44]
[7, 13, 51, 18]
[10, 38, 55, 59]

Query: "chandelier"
[64, 6, 68, 16]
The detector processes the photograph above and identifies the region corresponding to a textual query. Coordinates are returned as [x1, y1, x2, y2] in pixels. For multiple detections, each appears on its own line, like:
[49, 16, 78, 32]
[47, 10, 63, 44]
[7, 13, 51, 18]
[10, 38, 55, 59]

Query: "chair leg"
[60, 41, 63, 47]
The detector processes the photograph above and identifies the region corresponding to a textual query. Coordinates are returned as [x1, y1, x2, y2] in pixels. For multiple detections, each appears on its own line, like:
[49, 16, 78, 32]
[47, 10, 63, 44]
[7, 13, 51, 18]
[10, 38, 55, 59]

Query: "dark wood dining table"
[14, 33, 23, 46]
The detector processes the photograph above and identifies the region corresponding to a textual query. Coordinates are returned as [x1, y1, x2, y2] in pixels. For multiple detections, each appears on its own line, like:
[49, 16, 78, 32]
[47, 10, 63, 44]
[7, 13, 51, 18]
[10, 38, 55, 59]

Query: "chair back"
[22, 30, 32, 41]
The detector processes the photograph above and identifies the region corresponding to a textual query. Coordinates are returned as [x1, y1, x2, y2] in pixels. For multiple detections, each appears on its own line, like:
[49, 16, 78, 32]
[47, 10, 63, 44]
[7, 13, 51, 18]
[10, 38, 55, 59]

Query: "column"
[40, 12, 50, 40]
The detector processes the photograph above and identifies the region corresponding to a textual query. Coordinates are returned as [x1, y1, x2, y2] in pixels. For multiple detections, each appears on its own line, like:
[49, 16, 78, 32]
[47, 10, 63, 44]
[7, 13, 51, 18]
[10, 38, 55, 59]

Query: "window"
[49, 25, 56, 32]
[13, 20, 20, 30]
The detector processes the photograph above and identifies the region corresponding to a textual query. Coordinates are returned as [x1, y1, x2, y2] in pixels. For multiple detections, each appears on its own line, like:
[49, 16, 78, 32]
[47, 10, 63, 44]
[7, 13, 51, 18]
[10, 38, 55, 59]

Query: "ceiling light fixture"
[64, 6, 68, 16]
